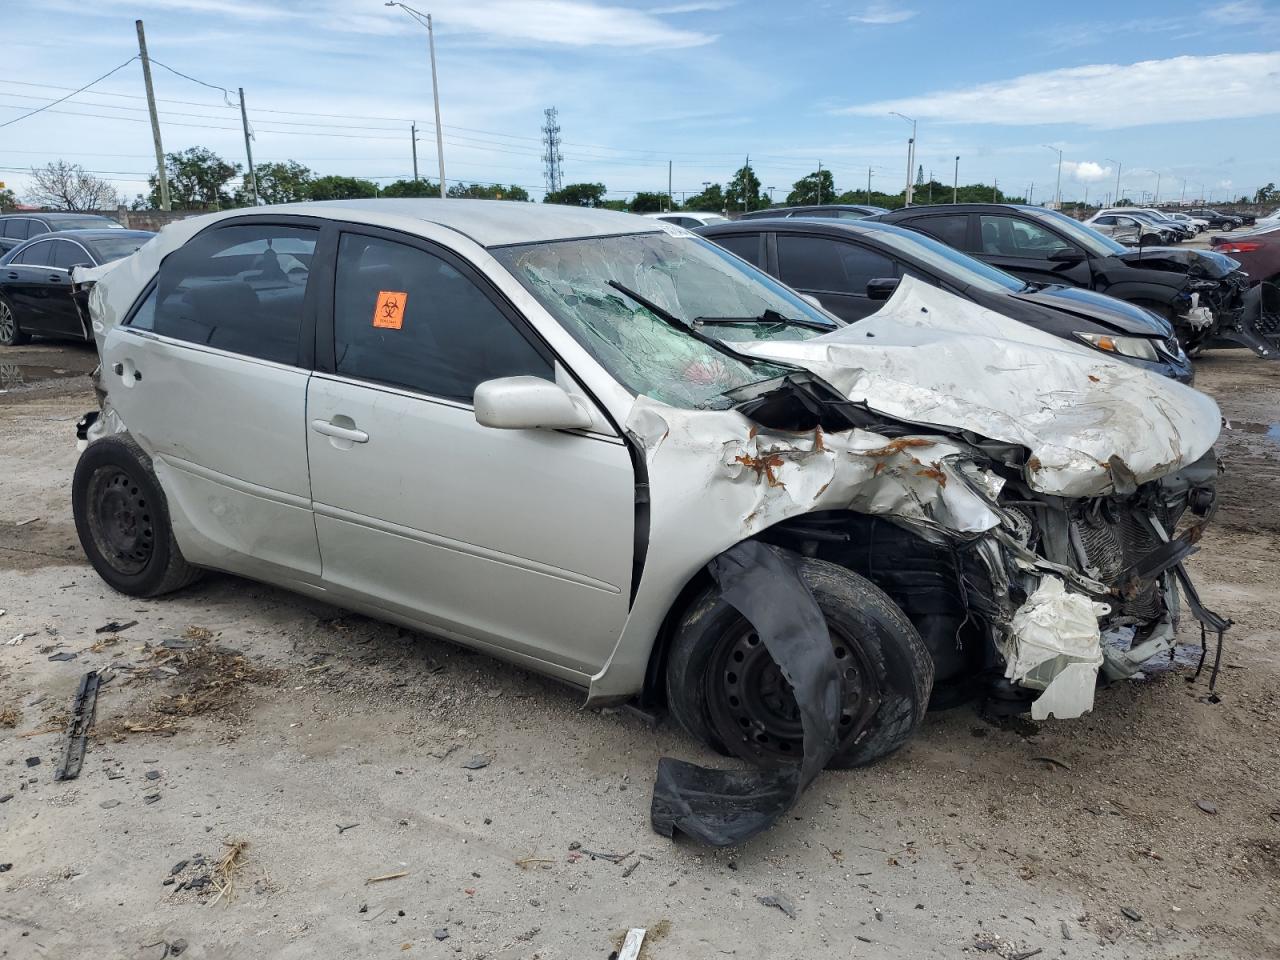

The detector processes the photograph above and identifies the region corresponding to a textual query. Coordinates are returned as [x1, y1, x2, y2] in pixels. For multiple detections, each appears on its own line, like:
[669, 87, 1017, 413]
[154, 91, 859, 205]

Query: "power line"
[0, 58, 138, 130]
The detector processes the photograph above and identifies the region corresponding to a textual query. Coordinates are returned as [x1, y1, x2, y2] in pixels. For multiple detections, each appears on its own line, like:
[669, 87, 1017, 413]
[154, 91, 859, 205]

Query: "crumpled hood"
[1013, 284, 1172, 338]
[734, 277, 1220, 498]
[1117, 245, 1241, 277]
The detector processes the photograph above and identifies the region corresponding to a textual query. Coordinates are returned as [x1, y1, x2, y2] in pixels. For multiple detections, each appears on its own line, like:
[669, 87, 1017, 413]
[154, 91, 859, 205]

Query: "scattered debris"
[461, 754, 491, 770]
[48, 651, 78, 662]
[209, 840, 250, 905]
[516, 857, 555, 870]
[616, 928, 646, 960]
[143, 793, 161, 804]
[622, 859, 640, 878]
[337, 822, 360, 834]
[581, 848, 633, 864]
[1060, 921, 1072, 941]
[433, 928, 449, 941]
[53, 670, 101, 782]
[1196, 800, 1218, 815]
[6, 632, 26, 646]
[25, 756, 41, 767]
[1010, 950, 1043, 960]
[0, 706, 18, 728]
[16, 516, 40, 526]
[757, 892, 797, 918]
[95, 620, 138, 634]
[1121, 906, 1143, 922]
[0, 794, 14, 803]
[169, 939, 187, 956]
[184, 625, 214, 641]
[1030, 756, 1071, 771]
[171, 860, 189, 876]
[365, 870, 409, 885]
[0, 864, 12, 873]
[99, 800, 120, 809]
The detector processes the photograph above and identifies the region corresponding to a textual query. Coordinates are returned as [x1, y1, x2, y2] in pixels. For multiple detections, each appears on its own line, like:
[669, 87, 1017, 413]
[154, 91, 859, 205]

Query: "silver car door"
[97, 218, 324, 583]
[306, 228, 634, 678]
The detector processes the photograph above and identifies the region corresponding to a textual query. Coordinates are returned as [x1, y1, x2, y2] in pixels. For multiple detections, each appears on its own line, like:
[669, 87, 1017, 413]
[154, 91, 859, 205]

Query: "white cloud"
[836, 52, 1280, 128]
[649, 1, 735, 12]
[849, 3, 916, 25]
[1063, 160, 1111, 182]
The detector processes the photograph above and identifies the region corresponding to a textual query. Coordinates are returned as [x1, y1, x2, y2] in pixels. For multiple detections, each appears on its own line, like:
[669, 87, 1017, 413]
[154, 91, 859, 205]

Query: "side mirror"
[865, 277, 900, 301]
[474, 376, 593, 431]
[1047, 248, 1085, 263]
[797, 293, 824, 310]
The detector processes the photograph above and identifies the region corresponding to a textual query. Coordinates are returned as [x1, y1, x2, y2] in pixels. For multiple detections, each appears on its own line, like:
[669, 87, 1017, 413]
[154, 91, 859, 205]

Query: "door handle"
[48, 274, 63, 282]
[310, 418, 369, 443]
[5, 271, 16, 280]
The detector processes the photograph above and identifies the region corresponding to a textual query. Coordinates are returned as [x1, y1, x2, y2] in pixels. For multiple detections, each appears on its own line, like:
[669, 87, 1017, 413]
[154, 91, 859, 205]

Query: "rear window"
[52, 217, 122, 231]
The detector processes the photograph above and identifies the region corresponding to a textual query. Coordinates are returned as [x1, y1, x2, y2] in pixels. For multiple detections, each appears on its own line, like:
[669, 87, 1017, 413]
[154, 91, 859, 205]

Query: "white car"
[1164, 211, 1209, 233]
[644, 211, 729, 229]
[70, 200, 1224, 840]
[1083, 212, 1165, 245]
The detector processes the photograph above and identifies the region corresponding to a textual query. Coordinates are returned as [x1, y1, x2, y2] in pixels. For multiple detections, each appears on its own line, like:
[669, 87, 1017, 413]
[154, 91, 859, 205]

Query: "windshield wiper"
[693, 308, 834, 332]
[605, 279, 752, 363]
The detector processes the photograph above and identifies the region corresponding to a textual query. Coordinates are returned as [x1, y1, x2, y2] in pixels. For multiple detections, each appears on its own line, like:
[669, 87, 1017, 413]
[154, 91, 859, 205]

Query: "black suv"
[1184, 208, 1243, 230]
[872, 203, 1272, 357]
[0, 213, 126, 254]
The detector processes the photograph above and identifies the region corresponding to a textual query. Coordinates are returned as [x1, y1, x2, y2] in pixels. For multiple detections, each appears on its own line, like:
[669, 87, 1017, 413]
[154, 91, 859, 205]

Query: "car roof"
[696, 215, 924, 243]
[0, 212, 120, 222]
[223, 199, 664, 248]
[26, 228, 154, 241]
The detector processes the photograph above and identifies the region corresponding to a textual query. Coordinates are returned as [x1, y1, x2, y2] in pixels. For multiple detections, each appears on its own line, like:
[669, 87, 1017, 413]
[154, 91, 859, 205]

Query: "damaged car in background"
[873, 202, 1275, 359]
[69, 200, 1227, 846]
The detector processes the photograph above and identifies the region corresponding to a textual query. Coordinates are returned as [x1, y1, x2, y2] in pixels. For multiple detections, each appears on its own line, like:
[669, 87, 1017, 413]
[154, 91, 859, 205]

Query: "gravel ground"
[1, 340, 1277, 960]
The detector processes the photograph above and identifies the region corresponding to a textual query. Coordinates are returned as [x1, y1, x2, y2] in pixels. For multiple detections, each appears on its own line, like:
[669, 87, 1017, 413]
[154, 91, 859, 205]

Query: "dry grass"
[0, 705, 19, 728]
[209, 839, 250, 905]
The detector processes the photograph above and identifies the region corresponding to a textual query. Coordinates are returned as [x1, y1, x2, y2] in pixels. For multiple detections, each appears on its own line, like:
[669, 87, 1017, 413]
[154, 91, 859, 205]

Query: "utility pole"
[238, 88, 258, 206]
[1028, 182, 1034, 205]
[816, 160, 823, 205]
[867, 166, 873, 205]
[386, 3, 446, 197]
[135, 19, 169, 211]
[411, 123, 419, 181]
[1044, 144, 1063, 209]
[667, 160, 672, 211]
[1153, 172, 1161, 205]
[927, 168, 932, 203]
[742, 154, 749, 212]
[992, 178, 999, 202]
[1106, 158, 1121, 205]
[1180, 178, 1187, 205]
[952, 155, 958, 203]
[891, 112, 916, 204]
[1083, 184, 1089, 208]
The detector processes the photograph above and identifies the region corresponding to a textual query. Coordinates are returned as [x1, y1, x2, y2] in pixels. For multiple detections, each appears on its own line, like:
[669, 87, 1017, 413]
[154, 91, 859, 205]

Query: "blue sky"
[2, 0, 1278, 206]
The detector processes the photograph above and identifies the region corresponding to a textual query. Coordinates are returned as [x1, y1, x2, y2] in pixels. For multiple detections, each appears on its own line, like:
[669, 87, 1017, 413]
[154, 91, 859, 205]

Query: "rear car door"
[3, 238, 81, 335]
[774, 233, 898, 322]
[974, 214, 1092, 288]
[98, 218, 323, 583]
[306, 227, 635, 678]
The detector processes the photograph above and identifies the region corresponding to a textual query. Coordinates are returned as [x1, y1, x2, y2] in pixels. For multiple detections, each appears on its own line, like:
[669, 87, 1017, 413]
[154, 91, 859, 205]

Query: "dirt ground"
[1, 339, 1278, 960]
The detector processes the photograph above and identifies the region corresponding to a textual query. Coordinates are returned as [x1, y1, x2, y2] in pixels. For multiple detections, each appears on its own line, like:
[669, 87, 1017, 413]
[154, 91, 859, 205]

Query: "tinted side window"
[800, 208, 838, 218]
[333, 234, 551, 402]
[2, 219, 30, 240]
[153, 224, 317, 364]
[977, 215, 1073, 259]
[1094, 216, 1117, 225]
[910, 214, 969, 249]
[27, 221, 49, 237]
[713, 233, 763, 267]
[776, 235, 894, 295]
[15, 241, 55, 266]
[51, 240, 88, 269]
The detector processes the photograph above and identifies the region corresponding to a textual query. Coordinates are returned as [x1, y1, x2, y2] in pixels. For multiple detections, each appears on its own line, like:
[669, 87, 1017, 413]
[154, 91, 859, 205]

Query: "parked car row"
[0, 211, 127, 254]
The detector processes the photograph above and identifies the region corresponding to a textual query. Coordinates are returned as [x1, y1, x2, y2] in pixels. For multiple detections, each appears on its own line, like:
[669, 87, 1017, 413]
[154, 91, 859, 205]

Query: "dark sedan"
[1211, 226, 1280, 288]
[0, 229, 153, 345]
[697, 217, 1192, 382]
[871, 203, 1274, 358]
[0, 212, 127, 254]
[739, 203, 889, 221]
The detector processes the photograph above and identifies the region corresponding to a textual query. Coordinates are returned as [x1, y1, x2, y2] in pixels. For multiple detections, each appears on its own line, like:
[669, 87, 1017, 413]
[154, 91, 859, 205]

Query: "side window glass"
[713, 233, 763, 267]
[802, 208, 838, 218]
[777, 235, 891, 295]
[978, 215, 1072, 260]
[127, 288, 158, 330]
[153, 223, 317, 364]
[18, 242, 55, 267]
[51, 241, 86, 270]
[27, 221, 48, 237]
[333, 234, 551, 402]
[1095, 216, 1116, 226]
[911, 214, 969, 249]
[3, 219, 30, 240]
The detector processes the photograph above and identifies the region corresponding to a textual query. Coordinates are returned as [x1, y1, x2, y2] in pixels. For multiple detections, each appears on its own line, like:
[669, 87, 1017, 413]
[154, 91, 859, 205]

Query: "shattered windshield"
[494, 232, 835, 409]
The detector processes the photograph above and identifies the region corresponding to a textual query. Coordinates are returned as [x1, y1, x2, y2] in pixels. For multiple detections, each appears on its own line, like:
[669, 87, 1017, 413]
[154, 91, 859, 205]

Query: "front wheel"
[0, 295, 30, 346]
[665, 555, 933, 771]
[72, 433, 201, 597]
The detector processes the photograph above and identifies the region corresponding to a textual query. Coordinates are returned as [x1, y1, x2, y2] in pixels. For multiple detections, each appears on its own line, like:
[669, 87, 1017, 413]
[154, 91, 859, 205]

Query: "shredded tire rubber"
[650, 540, 842, 847]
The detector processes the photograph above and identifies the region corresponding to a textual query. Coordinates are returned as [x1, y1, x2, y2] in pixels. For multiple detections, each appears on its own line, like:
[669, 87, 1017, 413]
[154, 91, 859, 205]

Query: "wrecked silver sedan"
[70, 200, 1225, 841]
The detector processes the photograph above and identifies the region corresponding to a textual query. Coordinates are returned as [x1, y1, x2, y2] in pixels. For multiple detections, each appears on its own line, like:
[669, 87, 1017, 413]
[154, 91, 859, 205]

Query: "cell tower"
[542, 107, 564, 195]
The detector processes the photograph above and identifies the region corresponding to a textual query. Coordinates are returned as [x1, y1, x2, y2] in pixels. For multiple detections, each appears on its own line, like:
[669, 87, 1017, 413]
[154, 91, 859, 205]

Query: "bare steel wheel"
[85, 466, 154, 576]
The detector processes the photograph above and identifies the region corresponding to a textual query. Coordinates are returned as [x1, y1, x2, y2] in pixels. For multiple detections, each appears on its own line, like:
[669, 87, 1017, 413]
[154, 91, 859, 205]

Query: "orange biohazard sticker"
[373, 290, 408, 330]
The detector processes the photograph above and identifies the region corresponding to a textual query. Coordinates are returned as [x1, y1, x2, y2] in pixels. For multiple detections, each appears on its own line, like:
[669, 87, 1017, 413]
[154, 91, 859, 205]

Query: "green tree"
[308, 175, 378, 200]
[544, 182, 607, 207]
[725, 164, 767, 212]
[149, 147, 242, 210]
[916, 164, 924, 187]
[446, 182, 530, 201]
[0, 187, 17, 212]
[383, 178, 439, 198]
[683, 183, 724, 211]
[786, 168, 836, 206]
[1254, 182, 1278, 205]
[628, 191, 673, 213]
[600, 199, 629, 212]
[243, 160, 313, 205]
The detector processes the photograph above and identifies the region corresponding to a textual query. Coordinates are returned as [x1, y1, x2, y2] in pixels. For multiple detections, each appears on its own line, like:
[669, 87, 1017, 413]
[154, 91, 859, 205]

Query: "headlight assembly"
[1074, 332, 1161, 361]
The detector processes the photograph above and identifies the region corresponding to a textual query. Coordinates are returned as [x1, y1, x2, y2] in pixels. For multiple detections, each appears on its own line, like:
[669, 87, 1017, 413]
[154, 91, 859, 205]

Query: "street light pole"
[890, 111, 916, 205]
[1106, 158, 1121, 205]
[952, 155, 958, 203]
[387, 2, 446, 198]
[410, 123, 419, 182]
[1154, 172, 1161, 205]
[1044, 144, 1062, 209]
[238, 87, 258, 206]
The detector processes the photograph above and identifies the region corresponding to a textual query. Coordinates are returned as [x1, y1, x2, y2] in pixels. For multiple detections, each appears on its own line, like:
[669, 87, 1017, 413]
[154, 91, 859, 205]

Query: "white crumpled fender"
[735, 277, 1221, 498]
[1003, 576, 1110, 720]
